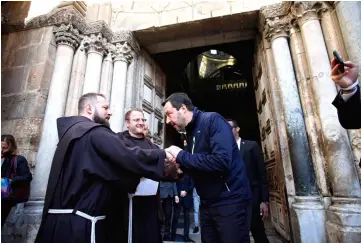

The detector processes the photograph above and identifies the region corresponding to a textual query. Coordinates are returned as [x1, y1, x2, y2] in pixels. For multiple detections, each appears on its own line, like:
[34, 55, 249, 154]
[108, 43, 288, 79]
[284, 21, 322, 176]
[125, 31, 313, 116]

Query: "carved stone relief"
[53, 23, 82, 49]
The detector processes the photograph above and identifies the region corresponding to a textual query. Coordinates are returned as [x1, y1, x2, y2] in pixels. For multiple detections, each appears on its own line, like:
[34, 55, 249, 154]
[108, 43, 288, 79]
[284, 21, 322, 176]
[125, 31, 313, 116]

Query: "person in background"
[171, 174, 195, 242]
[160, 180, 179, 241]
[228, 120, 269, 243]
[1, 134, 32, 227]
[192, 185, 200, 234]
[331, 58, 361, 129]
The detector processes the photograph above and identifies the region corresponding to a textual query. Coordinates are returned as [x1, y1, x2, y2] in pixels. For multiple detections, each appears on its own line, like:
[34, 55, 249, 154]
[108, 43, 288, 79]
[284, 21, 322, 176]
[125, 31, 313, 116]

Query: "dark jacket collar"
[185, 107, 200, 134]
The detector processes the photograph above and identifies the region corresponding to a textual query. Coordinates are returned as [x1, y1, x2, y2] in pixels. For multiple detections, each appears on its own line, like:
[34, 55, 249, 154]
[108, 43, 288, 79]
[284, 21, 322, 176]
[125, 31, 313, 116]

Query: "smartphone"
[333, 50, 345, 73]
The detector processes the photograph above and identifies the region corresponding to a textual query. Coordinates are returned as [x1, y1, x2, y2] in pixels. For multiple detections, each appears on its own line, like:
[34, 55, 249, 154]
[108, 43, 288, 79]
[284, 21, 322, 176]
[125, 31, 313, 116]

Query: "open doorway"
[153, 40, 261, 147]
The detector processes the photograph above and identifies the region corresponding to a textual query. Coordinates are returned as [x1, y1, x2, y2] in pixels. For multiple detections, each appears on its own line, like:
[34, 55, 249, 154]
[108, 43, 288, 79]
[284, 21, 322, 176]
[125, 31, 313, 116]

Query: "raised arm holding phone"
[331, 51, 361, 129]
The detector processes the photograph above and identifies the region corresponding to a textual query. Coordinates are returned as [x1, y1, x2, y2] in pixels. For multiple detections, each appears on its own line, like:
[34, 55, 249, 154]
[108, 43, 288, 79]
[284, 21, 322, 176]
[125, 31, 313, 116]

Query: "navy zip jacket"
[176, 107, 252, 207]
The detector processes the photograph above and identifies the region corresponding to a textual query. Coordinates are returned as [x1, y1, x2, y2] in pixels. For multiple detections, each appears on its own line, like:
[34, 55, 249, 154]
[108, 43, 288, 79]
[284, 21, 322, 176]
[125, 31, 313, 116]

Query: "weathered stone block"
[86, 4, 100, 22]
[19, 30, 33, 48]
[211, 3, 231, 18]
[26, 64, 45, 90]
[1, 90, 48, 120]
[26, 43, 53, 65]
[20, 149, 37, 169]
[13, 47, 30, 67]
[31, 28, 45, 45]
[193, 4, 212, 21]
[1, 67, 25, 94]
[25, 60, 53, 91]
[41, 27, 55, 45]
[0, 120, 15, 135]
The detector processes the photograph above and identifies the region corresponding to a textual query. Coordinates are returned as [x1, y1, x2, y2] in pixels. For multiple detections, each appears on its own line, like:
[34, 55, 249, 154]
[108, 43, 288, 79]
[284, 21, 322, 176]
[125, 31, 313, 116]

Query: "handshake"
[163, 146, 183, 177]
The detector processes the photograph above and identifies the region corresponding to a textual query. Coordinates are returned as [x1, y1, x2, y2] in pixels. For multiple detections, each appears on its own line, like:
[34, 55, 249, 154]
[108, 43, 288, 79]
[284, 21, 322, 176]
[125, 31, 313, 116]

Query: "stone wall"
[1, 26, 56, 171]
[86, 0, 281, 31]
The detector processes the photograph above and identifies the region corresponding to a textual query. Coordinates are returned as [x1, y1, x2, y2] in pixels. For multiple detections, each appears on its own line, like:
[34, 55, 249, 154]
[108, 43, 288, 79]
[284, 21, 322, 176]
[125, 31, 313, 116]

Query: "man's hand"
[165, 146, 182, 159]
[165, 150, 176, 163]
[331, 58, 359, 88]
[175, 196, 180, 203]
[180, 190, 187, 197]
[260, 202, 269, 221]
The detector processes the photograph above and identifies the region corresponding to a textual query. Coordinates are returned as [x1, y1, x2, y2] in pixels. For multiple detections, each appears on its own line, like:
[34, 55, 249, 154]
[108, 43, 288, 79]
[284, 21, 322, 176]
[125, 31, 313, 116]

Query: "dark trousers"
[1, 200, 15, 228]
[251, 188, 269, 243]
[171, 201, 190, 239]
[161, 197, 173, 235]
[200, 200, 252, 243]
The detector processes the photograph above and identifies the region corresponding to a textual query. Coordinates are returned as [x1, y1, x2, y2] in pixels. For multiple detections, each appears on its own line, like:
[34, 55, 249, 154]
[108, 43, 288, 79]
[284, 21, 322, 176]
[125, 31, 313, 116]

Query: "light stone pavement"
[163, 212, 287, 243]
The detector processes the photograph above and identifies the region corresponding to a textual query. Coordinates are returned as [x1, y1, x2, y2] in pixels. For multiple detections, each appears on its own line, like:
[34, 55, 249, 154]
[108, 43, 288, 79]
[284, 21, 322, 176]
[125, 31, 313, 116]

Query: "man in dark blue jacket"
[163, 93, 252, 243]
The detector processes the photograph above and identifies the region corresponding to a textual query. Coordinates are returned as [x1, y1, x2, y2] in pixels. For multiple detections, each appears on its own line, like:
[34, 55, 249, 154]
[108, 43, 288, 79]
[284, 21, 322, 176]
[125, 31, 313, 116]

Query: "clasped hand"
[165, 146, 183, 174]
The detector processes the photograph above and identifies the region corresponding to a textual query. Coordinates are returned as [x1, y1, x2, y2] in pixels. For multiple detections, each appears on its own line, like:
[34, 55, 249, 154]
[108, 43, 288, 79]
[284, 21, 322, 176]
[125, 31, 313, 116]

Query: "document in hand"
[134, 178, 159, 196]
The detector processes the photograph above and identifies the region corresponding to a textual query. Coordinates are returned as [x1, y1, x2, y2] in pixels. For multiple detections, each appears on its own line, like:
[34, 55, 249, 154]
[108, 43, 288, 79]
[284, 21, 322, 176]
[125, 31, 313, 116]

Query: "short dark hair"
[1, 134, 18, 155]
[125, 108, 144, 121]
[162, 92, 195, 111]
[78, 93, 106, 114]
[227, 119, 239, 128]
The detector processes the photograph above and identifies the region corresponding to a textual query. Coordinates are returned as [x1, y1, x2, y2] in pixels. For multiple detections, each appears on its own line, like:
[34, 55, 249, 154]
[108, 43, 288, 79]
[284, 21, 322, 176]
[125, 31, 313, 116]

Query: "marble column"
[24, 23, 81, 242]
[109, 42, 133, 133]
[268, 26, 318, 197]
[82, 33, 106, 94]
[124, 51, 137, 109]
[292, 2, 361, 242]
[262, 31, 295, 199]
[265, 15, 325, 242]
[289, 24, 329, 198]
[65, 40, 88, 116]
[99, 51, 113, 99]
[319, 3, 349, 63]
[335, 1, 361, 79]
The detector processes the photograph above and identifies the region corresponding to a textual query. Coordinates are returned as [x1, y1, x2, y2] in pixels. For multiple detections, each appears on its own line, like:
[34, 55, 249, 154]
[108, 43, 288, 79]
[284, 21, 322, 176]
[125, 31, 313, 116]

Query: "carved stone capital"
[112, 42, 133, 63]
[261, 2, 293, 19]
[112, 31, 140, 54]
[83, 33, 108, 56]
[53, 23, 82, 49]
[26, 6, 87, 33]
[291, 1, 322, 26]
[84, 21, 113, 42]
[264, 15, 293, 41]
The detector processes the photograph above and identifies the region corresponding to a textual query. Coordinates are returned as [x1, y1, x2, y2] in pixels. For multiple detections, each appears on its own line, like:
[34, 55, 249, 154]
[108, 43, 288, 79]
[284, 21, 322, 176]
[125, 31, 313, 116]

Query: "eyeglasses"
[129, 118, 147, 123]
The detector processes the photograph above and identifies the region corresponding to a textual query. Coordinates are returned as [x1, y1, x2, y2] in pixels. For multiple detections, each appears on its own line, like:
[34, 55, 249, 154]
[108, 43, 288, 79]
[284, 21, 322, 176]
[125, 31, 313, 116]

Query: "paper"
[133, 178, 159, 196]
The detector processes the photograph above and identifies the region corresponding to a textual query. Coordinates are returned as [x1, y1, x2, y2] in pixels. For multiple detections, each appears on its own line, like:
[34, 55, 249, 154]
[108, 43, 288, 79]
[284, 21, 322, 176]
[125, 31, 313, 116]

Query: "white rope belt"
[128, 194, 134, 243]
[48, 209, 106, 243]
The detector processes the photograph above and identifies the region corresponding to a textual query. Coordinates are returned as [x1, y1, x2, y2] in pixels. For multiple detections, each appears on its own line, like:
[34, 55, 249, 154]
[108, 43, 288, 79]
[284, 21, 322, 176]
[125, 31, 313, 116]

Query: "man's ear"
[180, 104, 187, 112]
[236, 127, 240, 133]
[85, 104, 93, 115]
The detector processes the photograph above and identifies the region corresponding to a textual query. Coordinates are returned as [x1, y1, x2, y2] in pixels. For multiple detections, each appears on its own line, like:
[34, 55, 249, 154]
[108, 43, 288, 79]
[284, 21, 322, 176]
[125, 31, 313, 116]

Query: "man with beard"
[35, 93, 176, 243]
[164, 93, 252, 243]
[116, 108, 163, 243]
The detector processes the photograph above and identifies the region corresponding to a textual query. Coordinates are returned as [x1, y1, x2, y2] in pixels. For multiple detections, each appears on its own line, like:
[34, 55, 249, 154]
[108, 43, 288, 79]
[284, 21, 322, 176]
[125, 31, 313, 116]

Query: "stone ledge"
[2, 6, 140, 52]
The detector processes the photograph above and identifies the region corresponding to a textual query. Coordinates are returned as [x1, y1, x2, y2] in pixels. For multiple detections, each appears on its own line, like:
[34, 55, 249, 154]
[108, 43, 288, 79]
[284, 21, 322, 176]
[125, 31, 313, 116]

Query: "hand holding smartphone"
[333, 50, 345, 73]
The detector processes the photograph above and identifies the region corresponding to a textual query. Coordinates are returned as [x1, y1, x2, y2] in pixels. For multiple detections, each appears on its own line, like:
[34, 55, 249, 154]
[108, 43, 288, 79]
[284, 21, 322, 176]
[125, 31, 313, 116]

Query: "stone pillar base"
[23, 200, 44, 243]
[326, 197, 361, 243]
[291, 196, 326, 243]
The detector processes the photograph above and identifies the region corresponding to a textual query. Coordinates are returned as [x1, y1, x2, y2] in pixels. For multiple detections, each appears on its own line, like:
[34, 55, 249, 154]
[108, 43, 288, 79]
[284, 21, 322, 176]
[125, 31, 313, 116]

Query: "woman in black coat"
[1, 134, 32, 227]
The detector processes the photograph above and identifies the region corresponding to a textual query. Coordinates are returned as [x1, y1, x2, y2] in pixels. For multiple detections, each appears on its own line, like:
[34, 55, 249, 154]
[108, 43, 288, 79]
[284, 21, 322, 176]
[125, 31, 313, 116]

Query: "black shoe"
[192, 226, 199, 234]
[184, 236, 195, 242]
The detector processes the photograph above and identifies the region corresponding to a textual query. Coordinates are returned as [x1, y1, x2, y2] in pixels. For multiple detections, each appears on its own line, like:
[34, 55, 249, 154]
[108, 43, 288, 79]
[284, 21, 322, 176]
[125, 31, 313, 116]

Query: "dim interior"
[153, 40, 261, 146]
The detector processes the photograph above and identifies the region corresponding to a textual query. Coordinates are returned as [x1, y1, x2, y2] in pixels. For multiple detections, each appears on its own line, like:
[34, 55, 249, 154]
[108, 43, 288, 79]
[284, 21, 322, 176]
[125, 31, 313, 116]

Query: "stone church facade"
[1, 1, 361, 242]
